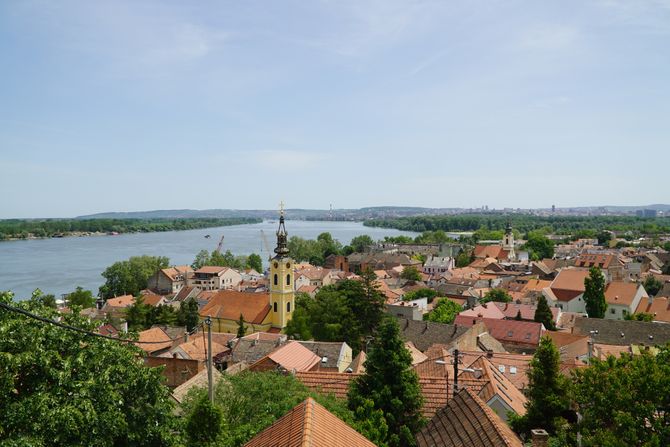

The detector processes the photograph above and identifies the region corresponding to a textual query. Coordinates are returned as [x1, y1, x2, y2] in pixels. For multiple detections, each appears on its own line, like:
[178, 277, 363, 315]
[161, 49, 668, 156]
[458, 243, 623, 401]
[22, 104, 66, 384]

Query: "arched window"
[286, 274, 291, 286]
[274, 274, 278, 286]
[274, 302, 277, 312]
[287, 302, 291, 312]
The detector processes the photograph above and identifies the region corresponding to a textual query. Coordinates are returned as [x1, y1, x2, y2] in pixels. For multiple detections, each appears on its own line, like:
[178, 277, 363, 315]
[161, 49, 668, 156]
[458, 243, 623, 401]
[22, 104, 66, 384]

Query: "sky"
[1, 0, 669, 218]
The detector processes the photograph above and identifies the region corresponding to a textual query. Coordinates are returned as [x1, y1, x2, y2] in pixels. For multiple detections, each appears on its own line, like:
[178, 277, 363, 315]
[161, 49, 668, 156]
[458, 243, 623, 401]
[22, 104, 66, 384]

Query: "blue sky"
[1, 0, 669, 218]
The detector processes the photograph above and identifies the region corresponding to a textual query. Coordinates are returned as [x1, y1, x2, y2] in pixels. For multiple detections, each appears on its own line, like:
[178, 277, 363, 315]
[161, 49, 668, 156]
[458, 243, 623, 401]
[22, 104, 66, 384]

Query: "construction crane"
[260, 229, 272, 260]
[215, 234, 225, 254]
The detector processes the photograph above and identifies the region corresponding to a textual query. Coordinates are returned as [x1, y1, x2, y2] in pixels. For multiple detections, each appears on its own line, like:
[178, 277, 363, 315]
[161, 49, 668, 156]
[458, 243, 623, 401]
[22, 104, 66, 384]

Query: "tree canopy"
[400, 265, 422, 281]
[0, 291, 178, 446]
[584, 267, 607, 318]
[99, 255, 169, 299]
[348, 317, 424, 447]
[423, 298, 461, 324]
[534, 295, 556, 330]
[524, 231, 555, 260]
[482, 288, 512, 303]
[191, 249, 262, 271]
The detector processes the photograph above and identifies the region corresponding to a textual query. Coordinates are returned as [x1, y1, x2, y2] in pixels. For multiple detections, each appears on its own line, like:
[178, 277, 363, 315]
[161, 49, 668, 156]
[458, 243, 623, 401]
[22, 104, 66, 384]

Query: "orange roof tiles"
[137, 327, 172, 353]
[605, 281, 642, 306]
[104, 294, 135, 308]
[635, 296, 670, 322]
[453, 316, 544, 346]
[161, 265, 192, 281]
[265, 341, 322, 372]
[196, 266, 229, 274]
[243, 397, 376, 447]
[200, 290, 271, 324]
[550, 268, 589, 302]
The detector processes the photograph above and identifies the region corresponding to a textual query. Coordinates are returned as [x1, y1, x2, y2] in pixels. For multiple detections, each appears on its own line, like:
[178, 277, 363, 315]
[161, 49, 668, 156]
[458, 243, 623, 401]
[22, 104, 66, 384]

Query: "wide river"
[0, 220, 419, 299]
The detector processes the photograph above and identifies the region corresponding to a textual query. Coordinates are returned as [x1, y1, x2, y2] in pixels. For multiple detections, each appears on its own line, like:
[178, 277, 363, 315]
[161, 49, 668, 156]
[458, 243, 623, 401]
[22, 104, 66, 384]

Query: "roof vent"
[345, 367, 353, 373]
[498, 365, 506, 373]
[649, 335, 654, 340]
[620, 332, 625, 338]
[510, 366, 517, 374]
[321, 356, 328, 364]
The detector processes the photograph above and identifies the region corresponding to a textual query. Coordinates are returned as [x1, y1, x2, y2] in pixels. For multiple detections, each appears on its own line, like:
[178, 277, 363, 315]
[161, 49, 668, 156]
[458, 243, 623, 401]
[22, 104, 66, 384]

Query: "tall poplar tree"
[348, 317, 424, 447]
[534, 295, 556, 330]
[584, 267, 607, 318]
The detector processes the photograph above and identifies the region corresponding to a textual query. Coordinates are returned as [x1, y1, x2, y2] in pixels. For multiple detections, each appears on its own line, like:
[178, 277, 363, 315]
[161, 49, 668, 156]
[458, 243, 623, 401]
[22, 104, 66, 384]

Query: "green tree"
[596, 230, 612, 246]
[182, 371, 364, 447]
[149, 304, 177, 327]
[455, 250, 474, 268]
[236, 313, 247, 338]
[482, 288, 512, 303]
[400, 265, 422, 281]
[99, 255, 169, 299]
[524, 231, 555, 261]
[284, 293, 313, 340]
[643, 275, 663, 297]
[403, 288, 438, 303]
[177, 298, 201, 332]
[192, 249, 211, 270]
[67, 286, 96, 308]
[584, 267, 607, 318]
[348, 234, 375, 253]
[246, 253, 263, 273]
[571, 347, 670, 446]
[0, 291, 178, 446]
[348, 317, 424, 447]
[424, 298, 461, 324]
[510, 336, 570, 437]
[534, 295, 556, 330]
[28, 289, 57, 309]
[125, 295, 151, 331]
[624, 312, 654, 322]
[185, 395, 224, 446]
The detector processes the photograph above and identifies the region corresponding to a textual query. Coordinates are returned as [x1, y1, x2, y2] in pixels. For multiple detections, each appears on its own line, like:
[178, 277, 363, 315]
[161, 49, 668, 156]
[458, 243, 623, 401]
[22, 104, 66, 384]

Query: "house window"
[611, 308, 615, 314]
[274, 302, 278, 312]
[286, 274, 291, 286]
[274, 274, 278, 286]
[287, 302, 291, 312]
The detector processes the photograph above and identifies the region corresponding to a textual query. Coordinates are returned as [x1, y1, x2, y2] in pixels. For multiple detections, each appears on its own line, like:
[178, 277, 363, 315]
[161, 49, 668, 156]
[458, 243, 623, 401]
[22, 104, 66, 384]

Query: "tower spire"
[274, 201, 289, 256]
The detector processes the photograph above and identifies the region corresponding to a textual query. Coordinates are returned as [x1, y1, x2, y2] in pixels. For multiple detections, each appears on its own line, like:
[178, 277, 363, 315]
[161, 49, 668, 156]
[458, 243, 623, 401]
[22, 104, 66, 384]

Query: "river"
[0, 220, 419, 299]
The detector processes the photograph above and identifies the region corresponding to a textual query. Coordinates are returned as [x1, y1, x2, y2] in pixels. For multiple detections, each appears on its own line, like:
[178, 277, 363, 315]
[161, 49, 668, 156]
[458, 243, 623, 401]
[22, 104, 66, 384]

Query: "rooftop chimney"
[531, 429, 549, 447]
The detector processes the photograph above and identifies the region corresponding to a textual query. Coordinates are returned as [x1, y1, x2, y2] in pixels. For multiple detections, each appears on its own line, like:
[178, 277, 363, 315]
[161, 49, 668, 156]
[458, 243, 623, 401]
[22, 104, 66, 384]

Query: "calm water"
[0, 220, 418, 299]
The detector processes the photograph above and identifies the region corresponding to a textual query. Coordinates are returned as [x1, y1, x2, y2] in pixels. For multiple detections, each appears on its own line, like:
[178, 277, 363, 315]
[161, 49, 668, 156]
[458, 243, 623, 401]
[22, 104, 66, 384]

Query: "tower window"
[274, 274, 278, 286]
[287, 302, 291, 312]
[286, 274, 291, 286]
[274, 302, 277, 312]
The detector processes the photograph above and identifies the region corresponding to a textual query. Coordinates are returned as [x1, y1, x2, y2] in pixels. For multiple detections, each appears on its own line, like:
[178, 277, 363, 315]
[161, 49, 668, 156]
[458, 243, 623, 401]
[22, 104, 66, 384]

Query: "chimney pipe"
[531, 429, 549, 447]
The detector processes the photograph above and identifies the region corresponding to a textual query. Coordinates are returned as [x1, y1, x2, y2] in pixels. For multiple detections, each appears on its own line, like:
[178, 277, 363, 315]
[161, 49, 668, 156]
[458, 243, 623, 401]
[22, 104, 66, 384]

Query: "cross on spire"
[279, 200, 285, 217]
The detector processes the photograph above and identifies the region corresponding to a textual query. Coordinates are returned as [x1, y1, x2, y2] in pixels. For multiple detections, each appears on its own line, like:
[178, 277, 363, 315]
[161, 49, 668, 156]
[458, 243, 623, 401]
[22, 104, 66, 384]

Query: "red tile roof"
[550, 268, 589, 302]
[453, 316, 545, 346]
[200, 290, 271, 324]
[104, 294, 135, 308]
[265, 341, 321, 372]
[635, 296, 670, 322]
[243, 397, 376, 447]
[605, 281, 642, 306]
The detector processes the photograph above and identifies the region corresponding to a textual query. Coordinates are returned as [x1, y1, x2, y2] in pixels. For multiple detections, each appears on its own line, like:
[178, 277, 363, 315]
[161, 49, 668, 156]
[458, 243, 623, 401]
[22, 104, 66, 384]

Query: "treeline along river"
[0, 220, 417, 299]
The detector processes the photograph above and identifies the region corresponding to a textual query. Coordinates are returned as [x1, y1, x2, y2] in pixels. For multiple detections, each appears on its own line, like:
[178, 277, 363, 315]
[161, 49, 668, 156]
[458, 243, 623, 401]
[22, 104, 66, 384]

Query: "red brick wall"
[145, 356, 203, 388]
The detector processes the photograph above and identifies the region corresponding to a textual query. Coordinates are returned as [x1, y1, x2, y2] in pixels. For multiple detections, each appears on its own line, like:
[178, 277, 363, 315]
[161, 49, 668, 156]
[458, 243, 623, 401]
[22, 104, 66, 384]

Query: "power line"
[0, 301, 201, 345]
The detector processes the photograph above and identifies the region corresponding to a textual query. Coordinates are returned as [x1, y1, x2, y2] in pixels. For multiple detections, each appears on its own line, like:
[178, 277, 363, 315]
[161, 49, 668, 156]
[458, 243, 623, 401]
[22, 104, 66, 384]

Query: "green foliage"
[0, 217, 261, 240]
[28, 289, 57, 309]
[182, 371, 366, 447]
[185, 395, 224, 446]
[524, 231, 555, 261]
[246, 253, 263, 273]
[99, 255, 169, 299]
[413, 230, 454, 244]
[0, 291, 178, 446]
[455, 250, 474, 268]
[596, 230, 612, 245]
[287, 232, 345, 266]
[348, 234, 375, 253]
[192, 249, 254, 270]
[177, 298, 201, 332]
[624, 312, 654, 322]
[534, 295, 556, 330]
[424, 298, 461, 324]
[66, 286, 96, 309]
[382, 235, 414, 244]
[643, 275, 663, 297]
[285, 272, 385, 353]
[284, 293, 314, 340]
[236, 313, 247, 338]
[400, 265, 422, 281]
[510, 336, 570, 437]
[584, 267, 607, 318]
[403, 288, 438, 303]
[571, 347, 670, 446]
[482, 288, 512, 303]
[364, 214, 670, 238]
[348, 317, 424, 447]
[125, 296, 177, 331]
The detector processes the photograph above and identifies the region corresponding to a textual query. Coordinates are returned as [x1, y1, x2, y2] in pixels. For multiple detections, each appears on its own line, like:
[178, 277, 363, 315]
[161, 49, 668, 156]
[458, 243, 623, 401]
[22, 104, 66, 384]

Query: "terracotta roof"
[136, 327, 172, 353]
[474, 245, 506, 259]
[265, 341, 321, 372]
[196, 266, 229, 274]
[574, 253, 618, 269]
[453, 316, 544, 346]
[295, 371, 448, 418]
[635, 296, 670, 323]
[161, 265, 192, 281]
[405, 341, 428, 365]
[171, 337, 227, 361]
[415, 388, 523, 447]
[550, 268, 589, 302]
[522, 279, 553, 293]
[494, 302, 560, 322]
[200, 290, 271, 324]
[348, 351, 366, 373]
[98, 323, 119, 337]
[243, 397, 376, 447]
[104, 294, 135, 308]
[463, 357, 527, 416]
[605, 281, 642, 306]
[142, 292, 165, 307]
[459, 303, 506, 320]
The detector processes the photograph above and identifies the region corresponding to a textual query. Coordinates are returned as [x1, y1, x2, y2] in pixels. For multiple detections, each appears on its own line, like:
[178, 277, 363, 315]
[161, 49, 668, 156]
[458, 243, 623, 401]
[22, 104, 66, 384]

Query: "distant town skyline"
[2, 1, 669, 218]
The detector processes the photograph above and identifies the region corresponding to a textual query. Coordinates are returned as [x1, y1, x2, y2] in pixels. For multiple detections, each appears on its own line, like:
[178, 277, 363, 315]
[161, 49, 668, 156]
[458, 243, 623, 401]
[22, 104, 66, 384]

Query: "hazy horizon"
[2, 1, 669, 218]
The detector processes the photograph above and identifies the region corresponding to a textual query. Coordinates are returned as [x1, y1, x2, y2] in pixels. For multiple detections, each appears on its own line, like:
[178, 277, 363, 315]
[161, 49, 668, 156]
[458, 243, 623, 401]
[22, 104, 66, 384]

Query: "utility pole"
[453, 349, 459, 394]
[205, 315, 214, 403]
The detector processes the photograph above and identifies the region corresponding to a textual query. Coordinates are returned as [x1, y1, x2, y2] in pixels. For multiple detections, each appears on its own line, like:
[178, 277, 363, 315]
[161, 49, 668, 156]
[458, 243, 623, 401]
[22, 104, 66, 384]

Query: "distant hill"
[74, 204, 670, 221]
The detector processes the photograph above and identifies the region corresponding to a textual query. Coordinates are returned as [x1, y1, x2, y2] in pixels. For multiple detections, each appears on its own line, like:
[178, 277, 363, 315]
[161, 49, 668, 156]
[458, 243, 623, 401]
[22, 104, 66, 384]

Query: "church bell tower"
[270, 202, 294, 329]
[503, 220, 516, 261]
